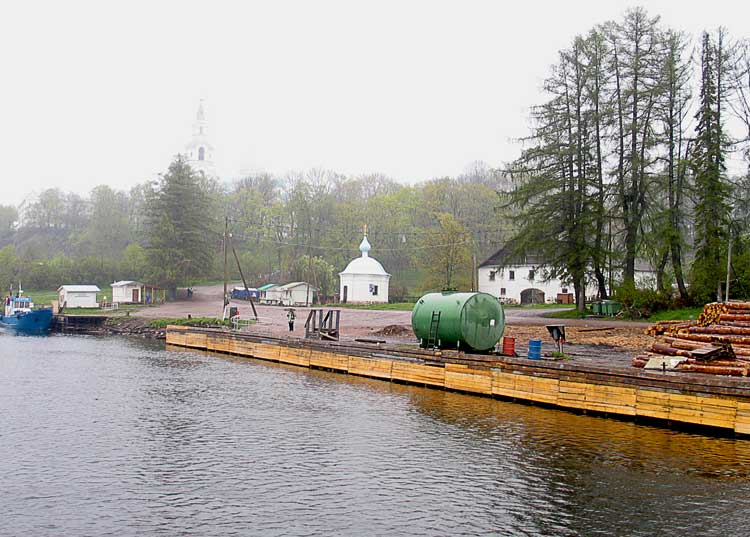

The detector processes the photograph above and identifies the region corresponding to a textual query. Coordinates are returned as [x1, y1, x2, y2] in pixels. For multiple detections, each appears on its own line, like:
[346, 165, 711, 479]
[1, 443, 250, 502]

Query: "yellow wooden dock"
[166, 326, 750, 436]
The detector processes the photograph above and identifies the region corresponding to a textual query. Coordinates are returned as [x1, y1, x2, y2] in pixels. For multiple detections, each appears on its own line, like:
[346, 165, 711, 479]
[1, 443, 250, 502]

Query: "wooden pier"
[52, 315, 107, 334]
[166, 325, 750, 436]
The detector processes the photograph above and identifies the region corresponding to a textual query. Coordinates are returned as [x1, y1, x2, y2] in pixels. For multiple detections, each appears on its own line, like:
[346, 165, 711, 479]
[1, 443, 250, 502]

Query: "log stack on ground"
[635, 301, 750, 376]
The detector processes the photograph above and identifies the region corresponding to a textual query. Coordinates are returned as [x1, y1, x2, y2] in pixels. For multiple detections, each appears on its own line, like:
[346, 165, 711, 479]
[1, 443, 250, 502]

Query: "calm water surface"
[3, 334, 750, 536]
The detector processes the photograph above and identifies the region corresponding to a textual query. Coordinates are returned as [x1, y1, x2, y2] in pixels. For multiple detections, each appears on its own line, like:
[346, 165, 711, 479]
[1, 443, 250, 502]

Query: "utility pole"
[223, 216, 228, 315]
[230, 238, 259, 320]
[725, 231, 732, 302]
[472, 249, 477, 292]
[306, 233, 312, 307]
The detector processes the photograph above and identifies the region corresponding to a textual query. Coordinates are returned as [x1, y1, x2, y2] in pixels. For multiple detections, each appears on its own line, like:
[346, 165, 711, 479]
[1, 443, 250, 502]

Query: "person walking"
[287, 308, 296, 332]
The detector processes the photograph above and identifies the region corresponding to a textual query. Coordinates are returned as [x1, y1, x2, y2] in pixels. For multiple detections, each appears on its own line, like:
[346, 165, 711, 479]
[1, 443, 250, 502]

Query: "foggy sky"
[2, 0, 748, 205]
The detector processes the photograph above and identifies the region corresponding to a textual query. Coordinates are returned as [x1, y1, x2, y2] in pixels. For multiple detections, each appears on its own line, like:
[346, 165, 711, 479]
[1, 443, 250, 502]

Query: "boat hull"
[0, 308, 54, 333]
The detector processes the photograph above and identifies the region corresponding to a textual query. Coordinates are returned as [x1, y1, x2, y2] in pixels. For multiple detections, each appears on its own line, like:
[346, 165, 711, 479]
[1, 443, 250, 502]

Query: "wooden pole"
[223, 216, 228, 313]
[472, 249, 477, 293]
[230, 237, 258, 320]
[726, 232, 732, 302]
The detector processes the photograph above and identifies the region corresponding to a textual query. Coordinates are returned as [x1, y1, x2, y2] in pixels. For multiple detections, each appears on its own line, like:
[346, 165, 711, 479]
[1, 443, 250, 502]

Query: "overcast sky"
[1, 0, 748, 205]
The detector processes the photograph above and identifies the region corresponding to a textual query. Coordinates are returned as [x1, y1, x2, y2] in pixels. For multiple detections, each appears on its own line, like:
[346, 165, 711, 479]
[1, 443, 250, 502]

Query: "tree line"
[507, 8, 750, 310]
[0, 158, 511, 299]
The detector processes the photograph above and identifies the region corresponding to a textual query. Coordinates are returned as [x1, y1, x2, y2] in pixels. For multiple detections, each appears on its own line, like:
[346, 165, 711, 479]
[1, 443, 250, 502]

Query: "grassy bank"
[505, 303, 576, 310]
[543, 305, 704, 322]
[146, 317, 230, 328]
[324, 302, 416, 311]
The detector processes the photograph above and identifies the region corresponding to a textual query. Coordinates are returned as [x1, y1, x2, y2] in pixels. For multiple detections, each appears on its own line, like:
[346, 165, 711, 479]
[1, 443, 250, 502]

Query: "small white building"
[111, 281, 143, 303]
[58, 285, 101, 309]
[260, 284, 281, 305]
[110, 281, 166, 304]
[276, 282, 316, 306]
[339, 235, 390, 304]
[257, 283, 279, 304]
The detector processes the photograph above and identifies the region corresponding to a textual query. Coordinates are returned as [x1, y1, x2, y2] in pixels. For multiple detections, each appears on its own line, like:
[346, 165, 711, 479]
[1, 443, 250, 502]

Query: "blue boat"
[0, 295, 54, 334]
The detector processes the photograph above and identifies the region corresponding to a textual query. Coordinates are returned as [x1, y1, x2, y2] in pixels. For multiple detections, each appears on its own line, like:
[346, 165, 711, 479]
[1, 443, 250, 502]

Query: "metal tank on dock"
[411, 292, 505, 352]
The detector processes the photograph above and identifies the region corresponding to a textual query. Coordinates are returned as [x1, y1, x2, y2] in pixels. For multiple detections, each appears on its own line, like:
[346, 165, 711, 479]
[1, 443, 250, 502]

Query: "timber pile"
[635, 301, 750, 376]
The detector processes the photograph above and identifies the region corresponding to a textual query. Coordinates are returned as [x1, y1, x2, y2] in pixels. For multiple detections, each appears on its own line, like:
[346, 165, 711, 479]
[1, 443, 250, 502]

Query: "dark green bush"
[614, 284, 672, 319]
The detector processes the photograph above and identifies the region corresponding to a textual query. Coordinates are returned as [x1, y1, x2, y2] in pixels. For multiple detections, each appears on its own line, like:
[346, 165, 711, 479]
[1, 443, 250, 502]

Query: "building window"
[562, 288, 568, 293]
[198, 147, 205, 161]
[509, 270, 515, 281]
[500, 288, 506, 296]
[199, 126, 204, 135]
[528, 269, 535, 281]
[489, 270, 496, 281]
[370, 284, 378, 296]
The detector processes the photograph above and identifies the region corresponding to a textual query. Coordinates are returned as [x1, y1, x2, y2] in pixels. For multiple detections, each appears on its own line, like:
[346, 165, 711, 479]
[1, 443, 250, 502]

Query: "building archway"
[520, 288, 545, 305]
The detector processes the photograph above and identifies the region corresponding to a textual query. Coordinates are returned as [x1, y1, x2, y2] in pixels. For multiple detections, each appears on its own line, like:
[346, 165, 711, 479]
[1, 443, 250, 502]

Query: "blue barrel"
[528, 339, 542, 360]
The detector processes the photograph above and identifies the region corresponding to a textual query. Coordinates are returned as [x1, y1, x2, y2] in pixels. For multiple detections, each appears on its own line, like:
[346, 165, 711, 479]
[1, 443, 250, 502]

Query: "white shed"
[339, 235, 390, 304]
[111, 281, 144, 304]
[58, 285, 101, 308]
[261, 284, 282, 305]
[277, 282, 316, 306]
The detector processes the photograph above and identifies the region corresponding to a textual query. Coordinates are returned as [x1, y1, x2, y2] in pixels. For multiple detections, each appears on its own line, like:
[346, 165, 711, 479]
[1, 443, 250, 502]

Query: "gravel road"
[134, 284, 649, 348]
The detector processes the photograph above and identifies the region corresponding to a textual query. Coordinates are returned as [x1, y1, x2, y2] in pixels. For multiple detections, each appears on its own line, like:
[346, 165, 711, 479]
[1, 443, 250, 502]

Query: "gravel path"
[133, 284, 649, 348]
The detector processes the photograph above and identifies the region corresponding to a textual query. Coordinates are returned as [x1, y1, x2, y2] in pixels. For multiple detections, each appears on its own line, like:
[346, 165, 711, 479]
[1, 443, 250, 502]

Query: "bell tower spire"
[185, 99, 216, 176]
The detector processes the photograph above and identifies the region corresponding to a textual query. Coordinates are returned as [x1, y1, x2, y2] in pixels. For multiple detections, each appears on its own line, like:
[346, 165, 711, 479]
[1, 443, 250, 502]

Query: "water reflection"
[3, 335, 750, 537]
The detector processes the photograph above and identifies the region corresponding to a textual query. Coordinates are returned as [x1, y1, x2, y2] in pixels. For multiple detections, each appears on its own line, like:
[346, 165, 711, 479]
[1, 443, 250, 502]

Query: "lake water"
[3, 334, 750, 536]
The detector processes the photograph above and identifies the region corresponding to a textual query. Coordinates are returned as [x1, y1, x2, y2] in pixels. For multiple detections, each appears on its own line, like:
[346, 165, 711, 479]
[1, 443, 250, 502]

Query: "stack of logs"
[634, 302, 750, 376]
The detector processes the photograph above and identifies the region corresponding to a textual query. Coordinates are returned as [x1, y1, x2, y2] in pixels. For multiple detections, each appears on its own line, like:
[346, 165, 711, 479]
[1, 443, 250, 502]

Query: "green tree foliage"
[657, 29, 692, 299]
[417, 213, 471, 292]
[289, 255, 336, 300]
[144, 156, 219, 296]
[122, 243, 149, 277]
[79, 185, 131, 258]
[507, 10, 749, 306]
[608, 9, 664, 286]
[0, 245, 21, 290]
[507, 34, 604, 310]
[690, 31, 732, 303]
[0, 205, 17, 247]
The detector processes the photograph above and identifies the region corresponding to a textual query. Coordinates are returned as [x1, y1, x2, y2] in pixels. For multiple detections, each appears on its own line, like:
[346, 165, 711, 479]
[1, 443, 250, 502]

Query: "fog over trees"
[0, 160, 510, 298]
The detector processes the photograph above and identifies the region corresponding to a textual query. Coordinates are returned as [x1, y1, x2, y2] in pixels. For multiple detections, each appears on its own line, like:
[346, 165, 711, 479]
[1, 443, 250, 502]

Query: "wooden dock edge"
[166, 326, 750, 436]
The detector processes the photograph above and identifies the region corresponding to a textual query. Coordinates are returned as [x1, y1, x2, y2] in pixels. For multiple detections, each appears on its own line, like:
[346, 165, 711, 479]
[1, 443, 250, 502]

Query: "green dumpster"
[592, 302, 602, 315]
[602, 300, 621, 316]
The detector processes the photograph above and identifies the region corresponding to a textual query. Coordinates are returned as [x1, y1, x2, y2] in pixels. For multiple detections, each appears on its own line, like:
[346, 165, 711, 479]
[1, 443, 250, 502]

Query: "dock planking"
[166, 325, 750, 436]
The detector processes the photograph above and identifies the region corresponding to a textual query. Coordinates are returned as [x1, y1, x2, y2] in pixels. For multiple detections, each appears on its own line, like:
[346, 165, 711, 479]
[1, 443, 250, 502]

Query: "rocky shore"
[103, 317, 167, 339]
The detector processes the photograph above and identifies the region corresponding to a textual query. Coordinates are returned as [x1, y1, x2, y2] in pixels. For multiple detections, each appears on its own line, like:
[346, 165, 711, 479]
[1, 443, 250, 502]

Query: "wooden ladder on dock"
[427, 311, 441, 348]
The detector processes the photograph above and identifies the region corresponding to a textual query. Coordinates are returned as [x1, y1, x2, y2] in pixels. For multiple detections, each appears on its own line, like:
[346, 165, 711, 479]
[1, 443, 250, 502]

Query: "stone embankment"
[104, 317, 166, 339]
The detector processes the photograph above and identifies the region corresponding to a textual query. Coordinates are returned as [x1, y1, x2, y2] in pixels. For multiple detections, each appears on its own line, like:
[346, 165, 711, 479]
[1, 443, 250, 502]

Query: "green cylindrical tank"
[411, 292, 505, 352]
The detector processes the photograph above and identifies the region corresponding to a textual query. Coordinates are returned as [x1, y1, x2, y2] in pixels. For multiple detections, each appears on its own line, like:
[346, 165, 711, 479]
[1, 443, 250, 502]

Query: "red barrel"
[502, 336, 516, 356]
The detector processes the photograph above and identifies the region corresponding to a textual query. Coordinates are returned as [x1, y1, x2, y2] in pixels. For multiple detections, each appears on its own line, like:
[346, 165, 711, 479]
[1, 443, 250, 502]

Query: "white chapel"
[339, 234, 390, 304]
[184, 100, 216, 176]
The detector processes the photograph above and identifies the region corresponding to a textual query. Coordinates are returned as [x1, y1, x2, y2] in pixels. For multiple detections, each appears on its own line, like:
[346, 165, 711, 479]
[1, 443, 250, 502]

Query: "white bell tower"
[184, 99, 216, 176]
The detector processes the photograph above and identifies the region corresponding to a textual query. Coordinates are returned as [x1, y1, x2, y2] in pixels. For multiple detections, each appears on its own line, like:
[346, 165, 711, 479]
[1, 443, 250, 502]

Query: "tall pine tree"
[145, 156, 218, 298]
[690, 31, 731, 303]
